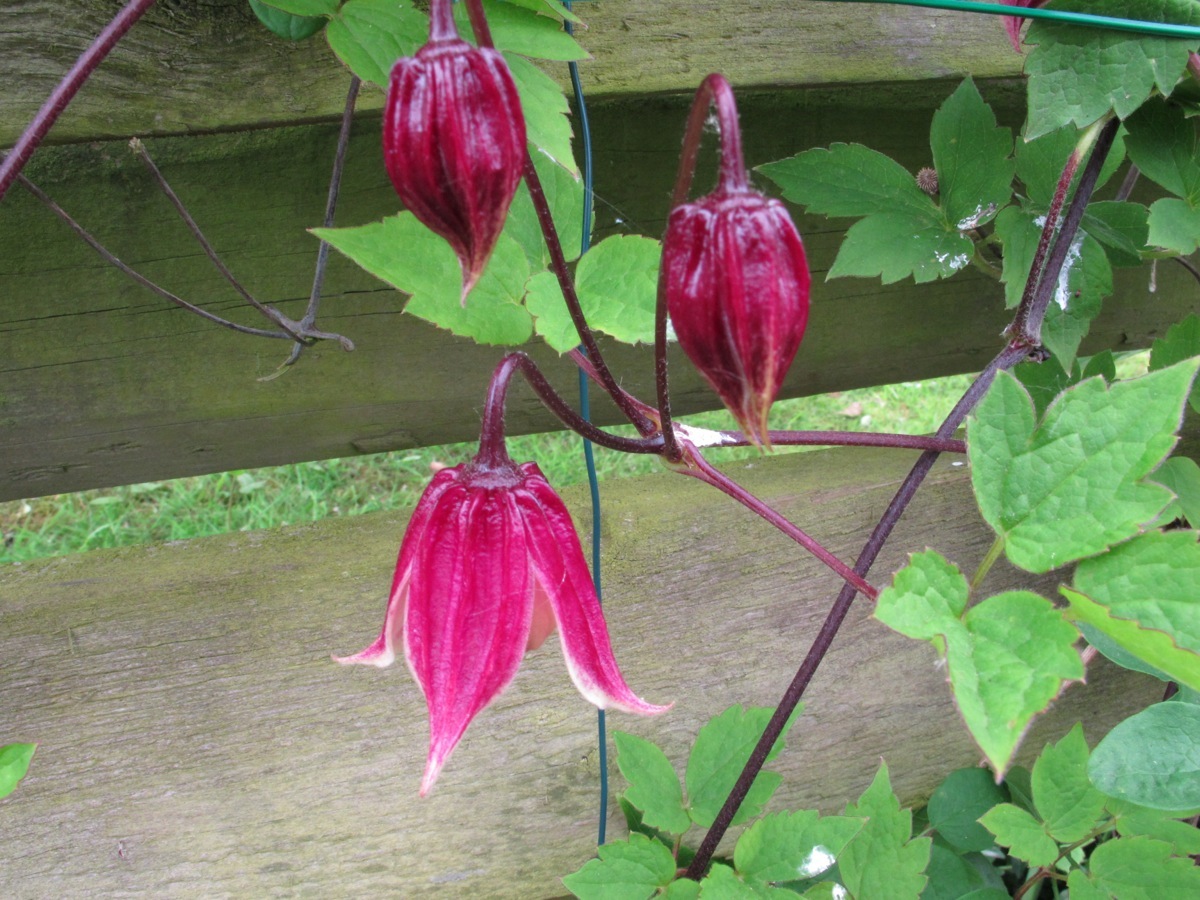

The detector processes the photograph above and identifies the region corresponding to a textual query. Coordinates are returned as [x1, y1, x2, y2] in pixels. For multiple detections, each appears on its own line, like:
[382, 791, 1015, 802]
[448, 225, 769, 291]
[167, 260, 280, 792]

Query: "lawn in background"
[0, 370, 1010, 564]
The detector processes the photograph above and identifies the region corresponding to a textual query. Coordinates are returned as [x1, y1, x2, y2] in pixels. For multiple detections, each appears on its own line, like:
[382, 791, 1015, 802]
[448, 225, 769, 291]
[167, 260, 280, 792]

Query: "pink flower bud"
[335, 456, 668, 796]
[383, 0, 526, 302]
[662, 186, 811, 448]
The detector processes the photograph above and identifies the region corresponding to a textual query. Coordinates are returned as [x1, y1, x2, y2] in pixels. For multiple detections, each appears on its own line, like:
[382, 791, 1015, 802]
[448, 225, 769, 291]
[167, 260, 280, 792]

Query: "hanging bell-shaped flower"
[383, 0, 527, 302]
[661, 75, 811, 448]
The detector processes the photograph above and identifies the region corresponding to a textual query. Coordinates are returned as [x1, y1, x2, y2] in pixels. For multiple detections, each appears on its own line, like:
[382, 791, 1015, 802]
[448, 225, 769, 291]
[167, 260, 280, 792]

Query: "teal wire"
[563, 0, 608, 849]
[820, 0, 1200, 39]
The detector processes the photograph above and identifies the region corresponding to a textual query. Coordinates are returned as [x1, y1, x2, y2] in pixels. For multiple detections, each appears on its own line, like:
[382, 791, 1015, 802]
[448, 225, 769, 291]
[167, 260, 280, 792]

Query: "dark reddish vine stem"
[655, 74, 748, 462]
[0, 0, 158, 203]
[684, 113, 1121, 881]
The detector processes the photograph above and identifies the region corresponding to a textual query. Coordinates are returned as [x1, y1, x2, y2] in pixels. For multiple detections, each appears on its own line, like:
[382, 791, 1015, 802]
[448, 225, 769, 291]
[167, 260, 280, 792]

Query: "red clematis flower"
[1001, 0, 1047, 52]
[382, 0, 526, 302]
[336, 454, 668, 795]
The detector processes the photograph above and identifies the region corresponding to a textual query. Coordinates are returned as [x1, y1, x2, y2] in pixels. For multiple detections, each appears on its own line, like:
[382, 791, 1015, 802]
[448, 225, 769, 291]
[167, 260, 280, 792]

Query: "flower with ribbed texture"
[383, 0, 526, 302]
[335, 454, 667, 795]
[663, 187, 811, 448]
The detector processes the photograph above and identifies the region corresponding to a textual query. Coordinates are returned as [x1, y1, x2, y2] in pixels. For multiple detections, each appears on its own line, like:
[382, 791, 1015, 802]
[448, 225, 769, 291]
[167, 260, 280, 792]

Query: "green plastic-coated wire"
[819, 0, 1200, 39]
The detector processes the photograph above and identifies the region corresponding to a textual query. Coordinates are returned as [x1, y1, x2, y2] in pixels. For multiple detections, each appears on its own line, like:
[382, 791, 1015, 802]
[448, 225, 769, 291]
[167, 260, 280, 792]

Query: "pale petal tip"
[331, 633, 395, 668]
[420, 748, 450, 797]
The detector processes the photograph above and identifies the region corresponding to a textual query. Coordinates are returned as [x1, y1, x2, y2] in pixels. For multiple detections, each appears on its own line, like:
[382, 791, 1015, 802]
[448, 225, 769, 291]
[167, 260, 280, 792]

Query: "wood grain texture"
[1, 0, 1022, 145]
[0, 444, 1164, 896]
[4, 86, 1194, 501]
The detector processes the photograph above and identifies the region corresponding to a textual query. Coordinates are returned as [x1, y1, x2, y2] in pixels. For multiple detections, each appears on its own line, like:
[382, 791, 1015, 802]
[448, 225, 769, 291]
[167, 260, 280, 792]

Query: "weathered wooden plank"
[3, 85, 1193, 501]
[0, 443, 1165, 896]
[2, 0, 1023, 144]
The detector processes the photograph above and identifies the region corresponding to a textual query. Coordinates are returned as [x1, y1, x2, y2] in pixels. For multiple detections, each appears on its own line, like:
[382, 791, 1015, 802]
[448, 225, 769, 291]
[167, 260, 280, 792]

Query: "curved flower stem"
[705, 429, 966, 454]
[0, 0, 157, 203]
[477, 353, 665, 468]
[462, 0, 496, 48]
[679, 447, 880, 600]
[656, 74, 748, 462]
[684, 341, 1030, 881]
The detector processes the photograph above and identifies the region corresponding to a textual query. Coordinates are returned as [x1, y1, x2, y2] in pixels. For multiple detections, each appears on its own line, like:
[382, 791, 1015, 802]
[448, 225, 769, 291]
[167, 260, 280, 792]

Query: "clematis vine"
[336, 355, 668, 796]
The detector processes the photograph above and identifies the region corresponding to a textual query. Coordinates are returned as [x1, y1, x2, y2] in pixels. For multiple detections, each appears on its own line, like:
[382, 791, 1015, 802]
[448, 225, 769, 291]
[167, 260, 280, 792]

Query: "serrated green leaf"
[930, 78, 1013, 229]
[927, 767, 1007, 853]
[947, 591, 1084, 774]
[1108, 798, 1200, 856]
[1151, 455, 1200, 526]
[502, 0, 583, 25]
[1031, 724, 1108, 843]
[664, 880, 703, 900]
[505, 148, 584, 267]
[830, 210, 975, 284]
[1147, 197, 1200, 253]
[1089, 702, 1200, 812]
[1086, 835, 1200, 896]
[1078, 622, 1173, 681]
[993, 205, 1040, 309]
[1083, 201, 1150, 267]
[527, 234, 660, 352]
[1013, 356, 1076, 418]
[506, 53, 578, 175]
[249, 0, 328, 40]
[685, 705, 802, 829]
[839, 764, 931, 900]
[1039, 233, 1111, 369]
[314, 214, 533, 345]
[1125, 98, 1200, 203]
[1023, 0, 1200, 140]
[614, 731, 690, 837]
[968, 364, 1199, 573]
[1150, 314, 1200, 412]
[921, 843, 989, 900]
[874, 550, 968, 645]
[1066, 529, 1200, 692]
[562, 832, 678, 900]
[1065, 869, 1112, 900]
[699, 863, 775, 899]
[454, 0, 586, 60]
[978, 803, 1059, 868]
[0, 743, 36, 800]
[756, 143, 935, 220]
[325, 0, 427, 88]
[734, 811, 863, 886]
[256, 0, 337, 15]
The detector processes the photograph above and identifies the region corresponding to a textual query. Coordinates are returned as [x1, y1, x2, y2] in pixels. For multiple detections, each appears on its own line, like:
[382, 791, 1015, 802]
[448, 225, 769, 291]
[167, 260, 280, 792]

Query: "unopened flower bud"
[383, 0, 526, 302]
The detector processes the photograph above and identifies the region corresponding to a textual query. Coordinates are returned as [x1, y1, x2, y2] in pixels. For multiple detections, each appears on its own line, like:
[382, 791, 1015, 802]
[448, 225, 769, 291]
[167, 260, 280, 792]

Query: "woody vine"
[4, 0, 1200, 897]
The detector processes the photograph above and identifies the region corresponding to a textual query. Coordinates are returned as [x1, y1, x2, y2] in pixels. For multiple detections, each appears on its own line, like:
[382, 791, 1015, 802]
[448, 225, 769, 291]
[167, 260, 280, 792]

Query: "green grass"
[0, 372, 981, 565]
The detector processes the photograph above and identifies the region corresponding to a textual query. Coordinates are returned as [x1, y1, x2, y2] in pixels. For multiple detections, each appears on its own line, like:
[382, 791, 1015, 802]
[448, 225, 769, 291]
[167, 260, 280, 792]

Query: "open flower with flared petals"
[336, 454, 668, 795]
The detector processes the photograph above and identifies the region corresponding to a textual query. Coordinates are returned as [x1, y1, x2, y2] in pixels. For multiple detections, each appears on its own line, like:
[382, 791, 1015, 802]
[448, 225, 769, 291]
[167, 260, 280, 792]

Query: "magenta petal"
[405, 477, 535, 795]
[516, 464, 670, 716]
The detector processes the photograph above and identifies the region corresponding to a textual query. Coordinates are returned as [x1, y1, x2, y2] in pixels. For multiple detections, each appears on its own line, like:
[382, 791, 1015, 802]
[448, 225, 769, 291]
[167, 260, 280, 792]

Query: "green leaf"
[875, 550, 968, 646]
[614, 731, 690, 837]
[1039, 233, 1111, 369]
[505, 53, 578, 175]
[0, 743, 36, 800]
[978, 803, 1059, 868]
[929, 78, 1013, 230]
[685, 705, 802, 829]
[734, 811, 863, 886]
[1014, 126, 1127, 211]
[1147, 197, 1200, 253]
[1078, 622, 1173, 681]
[698, 863, 774, 899]
[248, 0, 328, 40]
[505, 148, 584, 267]
[1083, 201, 1150, 267]
[920, 843, 989, 900]
[501, 0, 583, 25]
[968, 363, 1200, 573]
[664, 880, 703, 900]
[1013, 357, 1076, 418]
[757, 143, 935, 220]
[562, 832, 678, 900]
[926, 767, 1007, 853]
[947, 591, 1084, 775]
[1084, 835, 1200, 896]
[1023, 0, 1200, 140]
[1030, 724, 1108, 843]
[255, 0, 338, 15]
[1149, 314, 1200, 412]
[1088, 702, 1200, 812]
[314, 214, 533, 345]
[325, 0, 427, 87]
[1066, 530, 1200, 692]
[454, 0, 587, 60]
[1108, 798, 1200, 856]
[993, 206, 1040, 309]
[829, 211, 975, 285]
[1124, 98, 1200, 203]
[527, 235, 660, 352]
[839, 764, 931, 900]
[1151, 455, 1200, 526]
